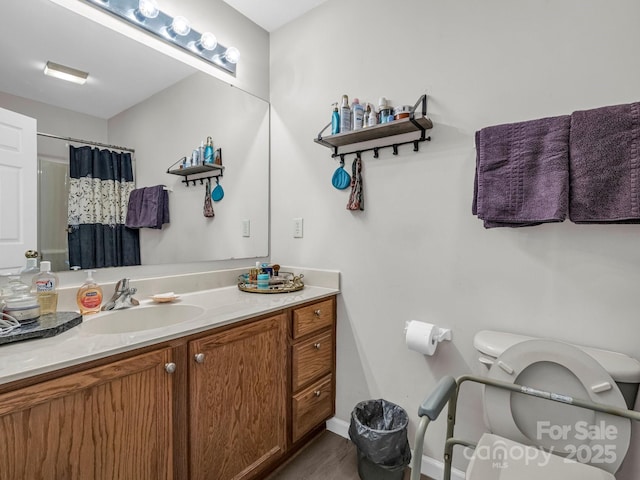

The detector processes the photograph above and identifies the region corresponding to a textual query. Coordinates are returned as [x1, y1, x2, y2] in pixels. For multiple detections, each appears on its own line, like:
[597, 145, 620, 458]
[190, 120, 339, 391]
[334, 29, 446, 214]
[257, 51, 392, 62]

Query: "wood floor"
[265, 431, 431, 480]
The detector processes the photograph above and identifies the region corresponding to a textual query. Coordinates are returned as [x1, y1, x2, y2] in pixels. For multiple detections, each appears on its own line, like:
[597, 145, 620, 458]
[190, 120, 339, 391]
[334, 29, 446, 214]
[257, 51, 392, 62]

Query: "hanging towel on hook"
[125, 185, 170, 229]
[569, 101, 640, 223]
[347, 154, 364, 211]
[473, 115, 570, 228]
[204, 179, 215, 218]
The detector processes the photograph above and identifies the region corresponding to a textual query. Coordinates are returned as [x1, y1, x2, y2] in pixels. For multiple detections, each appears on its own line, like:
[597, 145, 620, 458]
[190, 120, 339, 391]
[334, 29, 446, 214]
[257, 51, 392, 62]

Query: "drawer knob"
[164, 362, 177, 374]
[194, 353, 205, 364]
[314, 390, 321, 397]
[314, 309, 321, 317]
[314, 342, 321, 349]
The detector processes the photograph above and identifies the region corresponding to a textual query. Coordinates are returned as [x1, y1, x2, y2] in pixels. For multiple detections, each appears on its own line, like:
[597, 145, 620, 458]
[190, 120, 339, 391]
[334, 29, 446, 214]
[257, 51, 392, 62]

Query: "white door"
[0, 107, 37, 274]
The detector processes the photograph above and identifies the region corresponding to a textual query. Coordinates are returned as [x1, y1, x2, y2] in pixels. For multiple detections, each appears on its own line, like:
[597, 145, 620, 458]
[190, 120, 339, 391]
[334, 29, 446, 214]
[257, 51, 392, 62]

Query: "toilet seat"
[484, 339, 630, 474]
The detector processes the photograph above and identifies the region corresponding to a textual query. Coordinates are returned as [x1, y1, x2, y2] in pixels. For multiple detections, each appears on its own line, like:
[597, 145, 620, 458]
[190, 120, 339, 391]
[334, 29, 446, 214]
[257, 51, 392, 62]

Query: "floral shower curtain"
[67, 146, 140, 269]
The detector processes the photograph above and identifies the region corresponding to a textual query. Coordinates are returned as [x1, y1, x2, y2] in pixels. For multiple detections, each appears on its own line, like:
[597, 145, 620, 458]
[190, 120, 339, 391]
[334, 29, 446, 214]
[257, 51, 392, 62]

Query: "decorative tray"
[237, 272, 304, 294]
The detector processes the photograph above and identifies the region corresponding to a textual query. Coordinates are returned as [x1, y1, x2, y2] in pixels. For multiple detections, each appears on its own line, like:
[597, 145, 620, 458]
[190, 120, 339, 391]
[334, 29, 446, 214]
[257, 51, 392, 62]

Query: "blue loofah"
[332, 165, 351, 190]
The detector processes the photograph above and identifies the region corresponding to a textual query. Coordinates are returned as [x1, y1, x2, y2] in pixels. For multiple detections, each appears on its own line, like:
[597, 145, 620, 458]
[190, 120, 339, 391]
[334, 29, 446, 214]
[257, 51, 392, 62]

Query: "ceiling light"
[43, 61, 89, 85]
[85, 0, 238, 75]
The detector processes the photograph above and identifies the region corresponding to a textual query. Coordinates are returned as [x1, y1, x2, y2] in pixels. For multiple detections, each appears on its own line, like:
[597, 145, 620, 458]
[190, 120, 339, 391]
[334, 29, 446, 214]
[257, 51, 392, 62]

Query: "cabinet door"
[0, 348, 174, 480]
[189, 314, 287, 480]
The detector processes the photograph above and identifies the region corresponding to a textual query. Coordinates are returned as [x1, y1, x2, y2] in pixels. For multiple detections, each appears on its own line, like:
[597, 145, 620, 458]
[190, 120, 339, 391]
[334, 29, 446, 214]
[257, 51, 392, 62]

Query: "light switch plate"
[293, 218, 303, 238]
[242, 219, 250, 237]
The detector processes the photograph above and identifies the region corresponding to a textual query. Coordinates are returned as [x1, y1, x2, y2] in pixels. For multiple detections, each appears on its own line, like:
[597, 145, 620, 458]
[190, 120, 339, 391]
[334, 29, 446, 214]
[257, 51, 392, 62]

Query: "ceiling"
[0, 0, 326, 120]
[223, 0, 328, 32]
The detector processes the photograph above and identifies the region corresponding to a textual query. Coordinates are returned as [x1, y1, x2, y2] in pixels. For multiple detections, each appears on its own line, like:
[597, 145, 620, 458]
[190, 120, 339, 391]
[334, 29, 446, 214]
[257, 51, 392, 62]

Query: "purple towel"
[569, 102, 640, 223]
[473, 115, 571, 228]
[125, 185, 170, 229]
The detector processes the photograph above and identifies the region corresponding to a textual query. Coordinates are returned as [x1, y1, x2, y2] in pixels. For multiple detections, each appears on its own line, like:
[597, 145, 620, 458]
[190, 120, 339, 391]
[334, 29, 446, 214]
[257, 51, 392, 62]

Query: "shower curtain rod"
[37, 132, 135, 153]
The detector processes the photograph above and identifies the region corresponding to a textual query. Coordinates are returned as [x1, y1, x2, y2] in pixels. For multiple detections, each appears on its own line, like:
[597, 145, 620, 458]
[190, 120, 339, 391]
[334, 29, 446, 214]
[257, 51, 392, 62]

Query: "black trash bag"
[348, 399, 412, 469]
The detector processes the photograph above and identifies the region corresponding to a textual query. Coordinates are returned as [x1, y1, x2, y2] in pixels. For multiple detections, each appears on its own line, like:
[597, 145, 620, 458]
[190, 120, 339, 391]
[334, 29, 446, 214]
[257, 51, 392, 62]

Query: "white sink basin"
[82, 304, 205, 334]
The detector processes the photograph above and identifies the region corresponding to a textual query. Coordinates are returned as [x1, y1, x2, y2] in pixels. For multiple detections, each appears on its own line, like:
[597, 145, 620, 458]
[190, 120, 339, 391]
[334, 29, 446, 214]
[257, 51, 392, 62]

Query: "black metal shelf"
[167, 148, 224, 186]
[314, 94, 432, 159]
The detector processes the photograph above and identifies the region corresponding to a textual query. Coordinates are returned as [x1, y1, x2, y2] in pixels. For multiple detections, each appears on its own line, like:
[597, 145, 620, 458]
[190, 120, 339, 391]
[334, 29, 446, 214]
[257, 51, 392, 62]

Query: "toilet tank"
[474, 330, 640, 409]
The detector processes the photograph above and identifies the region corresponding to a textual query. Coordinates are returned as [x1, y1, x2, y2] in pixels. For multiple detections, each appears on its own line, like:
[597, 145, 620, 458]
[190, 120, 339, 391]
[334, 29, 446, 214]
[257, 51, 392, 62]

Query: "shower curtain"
[67, 146, 140, 269]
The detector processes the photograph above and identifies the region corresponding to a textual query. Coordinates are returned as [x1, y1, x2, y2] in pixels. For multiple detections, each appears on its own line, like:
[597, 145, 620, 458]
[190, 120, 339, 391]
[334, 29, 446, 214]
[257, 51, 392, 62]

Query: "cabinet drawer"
[292, 298, 334, 339]
[291, 374, 334, 443]
[292, 331, 333, 391]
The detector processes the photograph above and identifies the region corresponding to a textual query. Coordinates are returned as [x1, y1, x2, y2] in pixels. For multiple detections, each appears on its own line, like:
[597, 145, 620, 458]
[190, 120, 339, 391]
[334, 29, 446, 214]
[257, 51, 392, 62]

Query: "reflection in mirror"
[0, 0, 269, 273]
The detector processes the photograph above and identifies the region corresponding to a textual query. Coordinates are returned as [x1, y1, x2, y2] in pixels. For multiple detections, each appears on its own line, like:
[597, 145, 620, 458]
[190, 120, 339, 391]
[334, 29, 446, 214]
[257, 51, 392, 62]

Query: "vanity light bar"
[85, 0, 239, 75]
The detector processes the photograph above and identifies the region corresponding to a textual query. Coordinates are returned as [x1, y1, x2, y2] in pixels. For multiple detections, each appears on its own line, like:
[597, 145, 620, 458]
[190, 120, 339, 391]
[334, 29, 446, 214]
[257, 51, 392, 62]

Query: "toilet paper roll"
[405, 320, 439, 356]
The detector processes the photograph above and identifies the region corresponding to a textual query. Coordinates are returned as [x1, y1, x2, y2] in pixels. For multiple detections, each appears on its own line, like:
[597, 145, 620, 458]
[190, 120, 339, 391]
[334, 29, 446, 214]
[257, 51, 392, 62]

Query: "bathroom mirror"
[0, 0, 269, 272]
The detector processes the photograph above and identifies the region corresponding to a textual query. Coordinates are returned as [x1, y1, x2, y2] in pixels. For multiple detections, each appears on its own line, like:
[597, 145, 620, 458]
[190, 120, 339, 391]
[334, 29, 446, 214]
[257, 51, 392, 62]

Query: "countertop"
[0, 284, 339, 386]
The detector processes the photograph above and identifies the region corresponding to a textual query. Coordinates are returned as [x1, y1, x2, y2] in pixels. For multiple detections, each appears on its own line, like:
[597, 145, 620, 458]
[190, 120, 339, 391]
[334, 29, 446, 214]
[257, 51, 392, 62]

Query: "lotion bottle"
[77, 270, 103, 315]
[351, 98, 364, 130]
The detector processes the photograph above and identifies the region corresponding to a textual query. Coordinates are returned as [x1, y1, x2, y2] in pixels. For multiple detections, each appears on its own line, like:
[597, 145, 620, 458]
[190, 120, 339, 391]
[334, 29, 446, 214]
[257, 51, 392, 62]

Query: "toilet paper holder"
[405, 320, 452, 356]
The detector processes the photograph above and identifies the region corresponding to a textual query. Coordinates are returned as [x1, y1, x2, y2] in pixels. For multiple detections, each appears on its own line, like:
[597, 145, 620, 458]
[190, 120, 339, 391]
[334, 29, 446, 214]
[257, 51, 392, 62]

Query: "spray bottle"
[339, 95, 352, 133]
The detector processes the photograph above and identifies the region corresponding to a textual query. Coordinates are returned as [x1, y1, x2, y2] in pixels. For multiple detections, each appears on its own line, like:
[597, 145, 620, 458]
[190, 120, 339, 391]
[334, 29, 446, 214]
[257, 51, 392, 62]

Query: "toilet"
[472, 330, 640, 476]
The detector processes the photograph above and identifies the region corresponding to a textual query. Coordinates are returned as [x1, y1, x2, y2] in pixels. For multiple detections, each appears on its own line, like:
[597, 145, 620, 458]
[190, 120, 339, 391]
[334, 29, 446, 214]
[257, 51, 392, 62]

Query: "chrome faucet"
[101, 278, 139, 311]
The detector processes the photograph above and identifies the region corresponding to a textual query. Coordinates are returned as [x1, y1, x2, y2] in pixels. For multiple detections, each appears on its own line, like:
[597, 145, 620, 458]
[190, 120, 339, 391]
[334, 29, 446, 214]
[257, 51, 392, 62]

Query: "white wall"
[270, 0, 640, 476]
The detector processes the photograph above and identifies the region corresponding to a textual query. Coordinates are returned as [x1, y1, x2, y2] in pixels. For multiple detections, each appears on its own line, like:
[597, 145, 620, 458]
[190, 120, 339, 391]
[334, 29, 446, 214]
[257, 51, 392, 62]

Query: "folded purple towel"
[125, 185, 170, 229]
[569, 102, 640, 223]
[473, 115, 571, 228]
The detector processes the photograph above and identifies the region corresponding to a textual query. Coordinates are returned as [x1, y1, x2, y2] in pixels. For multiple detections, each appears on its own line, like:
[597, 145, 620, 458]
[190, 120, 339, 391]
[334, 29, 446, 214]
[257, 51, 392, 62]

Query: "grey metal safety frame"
[410, 375, 640, 480]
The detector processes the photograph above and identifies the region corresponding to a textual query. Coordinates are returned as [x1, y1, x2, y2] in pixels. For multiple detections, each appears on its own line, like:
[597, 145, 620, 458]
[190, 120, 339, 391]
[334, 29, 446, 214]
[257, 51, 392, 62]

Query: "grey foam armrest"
[418, 376, 457, 421]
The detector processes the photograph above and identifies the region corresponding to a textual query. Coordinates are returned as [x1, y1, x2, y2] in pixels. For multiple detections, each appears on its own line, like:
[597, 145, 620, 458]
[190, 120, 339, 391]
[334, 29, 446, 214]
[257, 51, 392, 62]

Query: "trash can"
[348, 399, 412, 480]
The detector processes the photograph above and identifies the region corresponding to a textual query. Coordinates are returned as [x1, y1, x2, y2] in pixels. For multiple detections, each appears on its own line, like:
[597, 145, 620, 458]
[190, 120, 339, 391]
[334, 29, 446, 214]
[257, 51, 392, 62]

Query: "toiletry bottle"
[339, 95, 352, 133]
[367, 103, 378, 127]
[20, 257, 39, 288]
[331, 103, 340, 135]
[378, 97, 390, 124]
[204, 136, 214, 164]
[32, 260, 59, 314]
[352, 98, 364, 130]
[77, 270, 103, 315]
[199, 141, 205, 166]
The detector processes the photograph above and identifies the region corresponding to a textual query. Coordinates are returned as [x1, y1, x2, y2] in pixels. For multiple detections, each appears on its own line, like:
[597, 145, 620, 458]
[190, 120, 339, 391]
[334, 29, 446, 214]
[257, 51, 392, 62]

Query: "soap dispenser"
[77, 270, 103, 315]
[32, 261, 59, 314]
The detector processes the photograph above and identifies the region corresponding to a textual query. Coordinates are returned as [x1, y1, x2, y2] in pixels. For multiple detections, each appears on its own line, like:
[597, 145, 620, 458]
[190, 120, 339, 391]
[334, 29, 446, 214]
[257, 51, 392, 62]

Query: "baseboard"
[326, 417, 465, 480]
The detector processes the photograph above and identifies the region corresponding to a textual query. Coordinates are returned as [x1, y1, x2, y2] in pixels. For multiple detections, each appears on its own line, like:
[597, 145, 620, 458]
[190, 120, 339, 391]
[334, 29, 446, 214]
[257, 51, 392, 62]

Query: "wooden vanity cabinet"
[0, 294, 337, 480]
[188, 313, 288, 480]
[0, 347, 174, 480]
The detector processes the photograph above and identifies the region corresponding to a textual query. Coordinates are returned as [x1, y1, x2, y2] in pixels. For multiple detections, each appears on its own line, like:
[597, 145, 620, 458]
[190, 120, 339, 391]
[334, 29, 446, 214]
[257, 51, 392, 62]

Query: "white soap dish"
[150, 292, 180, 303]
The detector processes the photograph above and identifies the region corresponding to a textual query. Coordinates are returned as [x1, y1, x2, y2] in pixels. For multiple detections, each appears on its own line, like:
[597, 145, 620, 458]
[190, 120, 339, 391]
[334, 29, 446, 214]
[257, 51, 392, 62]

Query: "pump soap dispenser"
[77, 270, 103, 315]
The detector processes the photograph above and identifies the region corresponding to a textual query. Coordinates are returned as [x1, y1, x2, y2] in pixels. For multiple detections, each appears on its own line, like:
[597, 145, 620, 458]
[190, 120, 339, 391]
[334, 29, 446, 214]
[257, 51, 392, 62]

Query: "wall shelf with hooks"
[314, 94, 433, 159]
[167, 148, 224, 186]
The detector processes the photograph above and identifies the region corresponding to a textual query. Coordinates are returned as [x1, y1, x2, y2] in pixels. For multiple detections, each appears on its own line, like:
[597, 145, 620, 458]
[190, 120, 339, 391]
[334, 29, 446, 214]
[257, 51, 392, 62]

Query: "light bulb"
[196, 32, 217, 51]
[135, 0, 159, 21]
[223, 47, 240, 64]
[168, 16, 191, 37]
